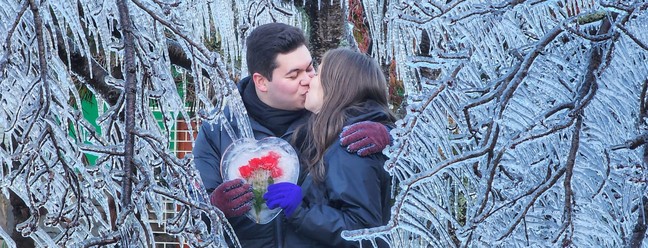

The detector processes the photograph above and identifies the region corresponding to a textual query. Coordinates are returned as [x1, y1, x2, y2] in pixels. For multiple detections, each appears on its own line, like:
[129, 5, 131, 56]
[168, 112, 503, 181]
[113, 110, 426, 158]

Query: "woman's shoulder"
[322, 140, 390, 188]
[344, 101, 395, 126]
[324, 139, 386, 168]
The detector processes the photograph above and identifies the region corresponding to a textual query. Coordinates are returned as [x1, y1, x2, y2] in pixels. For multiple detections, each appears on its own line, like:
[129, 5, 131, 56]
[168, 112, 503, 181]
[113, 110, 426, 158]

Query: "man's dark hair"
[246, 23, 308, 81]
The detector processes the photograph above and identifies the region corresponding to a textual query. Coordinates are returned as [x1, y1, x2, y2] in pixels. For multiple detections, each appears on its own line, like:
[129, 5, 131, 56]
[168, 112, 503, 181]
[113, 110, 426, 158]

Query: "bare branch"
[600, 2, 648, 13]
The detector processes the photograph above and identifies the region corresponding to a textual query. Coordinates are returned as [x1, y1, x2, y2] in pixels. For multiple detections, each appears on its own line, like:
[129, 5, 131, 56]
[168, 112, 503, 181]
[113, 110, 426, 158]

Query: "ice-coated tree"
[0, 0, 297, 246]
[344, 1, 648, 247]
[1, 0, 647, 247]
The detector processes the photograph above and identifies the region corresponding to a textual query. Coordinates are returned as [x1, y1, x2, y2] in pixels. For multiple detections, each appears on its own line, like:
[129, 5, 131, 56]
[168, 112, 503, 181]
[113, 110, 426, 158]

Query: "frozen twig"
[552, 115, 582, 245]
[0, 0, 29, 74]
[115, 0, 137, 215]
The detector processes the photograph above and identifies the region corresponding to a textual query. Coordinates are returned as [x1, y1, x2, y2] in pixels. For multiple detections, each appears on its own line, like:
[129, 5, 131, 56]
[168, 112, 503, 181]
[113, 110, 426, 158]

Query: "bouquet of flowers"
[221, 138, 299, 224]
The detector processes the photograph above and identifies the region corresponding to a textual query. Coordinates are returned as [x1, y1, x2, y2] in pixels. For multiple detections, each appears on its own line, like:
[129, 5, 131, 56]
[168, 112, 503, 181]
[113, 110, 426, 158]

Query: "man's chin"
[296, 101, 306, 110]
[284, 105, 305, 111]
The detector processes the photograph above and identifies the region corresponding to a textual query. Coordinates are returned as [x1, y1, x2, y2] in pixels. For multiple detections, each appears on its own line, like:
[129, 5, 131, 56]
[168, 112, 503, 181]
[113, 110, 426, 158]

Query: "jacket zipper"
[276, 217, 283, 247]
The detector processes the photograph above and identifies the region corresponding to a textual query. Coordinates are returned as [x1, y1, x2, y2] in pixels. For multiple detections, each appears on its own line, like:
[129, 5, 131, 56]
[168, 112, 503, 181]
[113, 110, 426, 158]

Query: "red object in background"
[348, 0, 370, 53]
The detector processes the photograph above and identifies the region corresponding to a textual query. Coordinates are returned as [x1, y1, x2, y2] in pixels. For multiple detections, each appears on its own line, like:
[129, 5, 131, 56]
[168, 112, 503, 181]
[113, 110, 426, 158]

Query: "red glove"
[210, 179, 253, 218]
[340, 121, 391, 157]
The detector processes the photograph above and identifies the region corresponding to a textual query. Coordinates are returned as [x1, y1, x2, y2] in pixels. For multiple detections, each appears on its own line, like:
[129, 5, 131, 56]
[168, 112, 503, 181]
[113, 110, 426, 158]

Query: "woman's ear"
[252, 73, 269, 92]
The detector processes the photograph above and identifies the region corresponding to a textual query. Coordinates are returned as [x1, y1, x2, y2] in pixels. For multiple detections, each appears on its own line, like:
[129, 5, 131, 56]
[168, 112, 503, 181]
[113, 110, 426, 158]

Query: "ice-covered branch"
[497, 26, 563, 117]
[167, 39, 211, 78]
[29, 0, 51, 114]
[55, 33, 122, 106]
[450, 0, 529, 23]
[495, 166, 567, 241]
[0, 0, 28, 75]
[641, 78, 648, 121]
[562, 14, 612, 42]
[615, 22, 648, 51]
[612, 133, 648, 151]
[359, 123, 499, 243]
[509, 17, 611, 148]
[477, 164, 552, 220]
[485, 18, 613, 242]
[628, 196, 648, 247]
[386, 67, 460, 171]
[45, 125, 86, 238]
[392, 0, 466, 25]
[130, 0, 216, 67]
[600, 2, 648, 14]
[552, 115, 582, 245]
[80, 231, 122, 247]
[151, 185, 240, 247]
[463, 26, 563, 141]
[116, 0, 138, 214]
[133, 128, 184, 168]
[462, 62, 519, 134]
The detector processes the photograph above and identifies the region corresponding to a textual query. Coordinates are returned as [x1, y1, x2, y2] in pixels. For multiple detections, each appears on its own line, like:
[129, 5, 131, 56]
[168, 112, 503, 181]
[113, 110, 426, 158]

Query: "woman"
[263, 48, 396, 247]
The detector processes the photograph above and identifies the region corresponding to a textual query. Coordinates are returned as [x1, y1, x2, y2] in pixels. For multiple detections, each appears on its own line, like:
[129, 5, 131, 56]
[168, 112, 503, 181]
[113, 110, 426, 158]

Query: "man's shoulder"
[197, 113, 276, 141]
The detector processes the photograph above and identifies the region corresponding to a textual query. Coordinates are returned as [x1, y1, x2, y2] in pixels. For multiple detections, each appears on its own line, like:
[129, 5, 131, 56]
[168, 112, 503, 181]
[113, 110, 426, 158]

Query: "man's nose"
[300, 74, 312, 86]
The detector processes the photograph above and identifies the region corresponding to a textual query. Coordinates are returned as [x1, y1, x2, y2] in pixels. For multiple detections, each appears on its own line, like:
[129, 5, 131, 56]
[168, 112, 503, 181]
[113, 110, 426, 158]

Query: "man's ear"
[252, 73, 269, 92]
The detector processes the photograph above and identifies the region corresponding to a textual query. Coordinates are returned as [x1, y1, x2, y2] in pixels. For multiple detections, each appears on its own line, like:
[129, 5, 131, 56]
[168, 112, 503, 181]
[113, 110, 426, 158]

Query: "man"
[192, 23, 391, 247]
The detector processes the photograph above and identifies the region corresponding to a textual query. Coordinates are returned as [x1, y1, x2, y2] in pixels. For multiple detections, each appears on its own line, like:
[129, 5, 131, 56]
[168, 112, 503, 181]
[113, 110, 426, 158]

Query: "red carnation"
[239, 151, 283, 179]
[237, 151, 284, 223]
[239, 165, 253, 178]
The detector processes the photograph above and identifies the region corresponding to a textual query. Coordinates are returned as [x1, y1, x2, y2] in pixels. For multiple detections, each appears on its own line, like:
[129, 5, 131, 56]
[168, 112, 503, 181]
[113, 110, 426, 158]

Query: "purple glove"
[263, 182, 302, 217]
[340, 121, 391, 157]
[210, 179, 254, 218]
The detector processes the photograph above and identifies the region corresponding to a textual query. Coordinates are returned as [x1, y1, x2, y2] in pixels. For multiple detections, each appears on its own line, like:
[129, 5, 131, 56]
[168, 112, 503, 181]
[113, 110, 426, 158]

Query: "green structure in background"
[67, 93, 101, 166]
[74, 67, 194, 166]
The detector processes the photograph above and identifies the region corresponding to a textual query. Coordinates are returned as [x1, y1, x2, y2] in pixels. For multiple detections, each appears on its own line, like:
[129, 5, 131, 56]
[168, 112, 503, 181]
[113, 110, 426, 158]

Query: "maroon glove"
[209, 179, 253, 218]
[340, 121, 391, 157]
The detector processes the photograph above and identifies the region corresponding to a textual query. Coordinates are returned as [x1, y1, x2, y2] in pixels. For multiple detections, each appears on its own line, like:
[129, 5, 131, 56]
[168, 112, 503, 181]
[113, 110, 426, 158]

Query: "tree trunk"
[0, 190, 35, 247]
[304, 0, 345, 61]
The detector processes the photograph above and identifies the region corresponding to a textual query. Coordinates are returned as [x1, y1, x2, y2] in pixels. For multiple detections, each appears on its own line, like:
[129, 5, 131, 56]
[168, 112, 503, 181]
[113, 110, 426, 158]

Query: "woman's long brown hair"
[295, 48, 395, 183]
